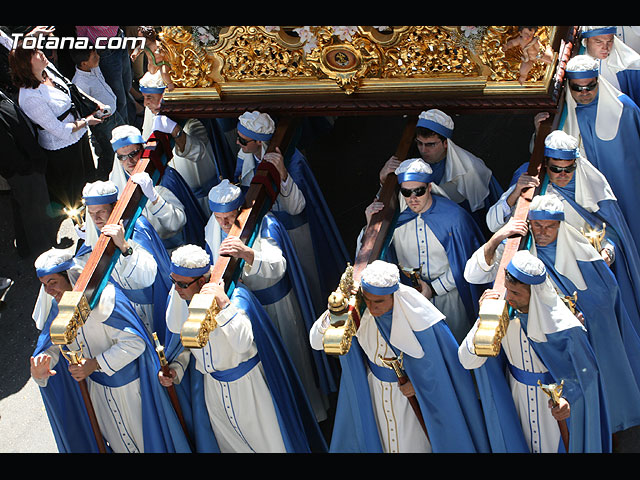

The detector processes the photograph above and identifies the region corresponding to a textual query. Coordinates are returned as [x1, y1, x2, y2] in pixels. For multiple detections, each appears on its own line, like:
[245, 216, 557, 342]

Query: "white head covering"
[204, 180, 243, 262]
[394, 158, 433, 185]
[507, 250, 584, 342]
[165, 244, 211, 334]
[528, 194, 601, 292]
[139, 70, 167, 94]
[563, 54, 624, 143]
[32, 249, 77, 331]
[235, 111, 276, 185]
[81, 180, 119, 248]
[237, 111, 276, 141]
[416, 109, 493, 211]
[359, 260, 445, 358]
[544, 129, 617, 210]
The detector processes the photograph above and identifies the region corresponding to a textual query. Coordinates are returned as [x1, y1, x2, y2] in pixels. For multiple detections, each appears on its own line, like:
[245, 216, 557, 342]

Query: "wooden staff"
[60, 346, 107, 453]
[473, 116, 554, 356]
[538, 380, 570, 452]
[380, 354, 430, 442]
[181, 116, 301, 348]
[153, 332, 194, 449]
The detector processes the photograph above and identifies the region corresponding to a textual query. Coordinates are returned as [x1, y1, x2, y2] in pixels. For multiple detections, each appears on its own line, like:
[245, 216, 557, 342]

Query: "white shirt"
[72, 66, 117, 111]
[18, 64, 87, 151]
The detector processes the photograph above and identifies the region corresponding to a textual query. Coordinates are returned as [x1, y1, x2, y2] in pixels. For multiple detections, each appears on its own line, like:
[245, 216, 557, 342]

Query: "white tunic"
[309, 309, 432, 453]
[459, 316, 562, 453]
[33, 284, 147, 453]
[204, 214, 329, 422]
[165, 289, 286, 453]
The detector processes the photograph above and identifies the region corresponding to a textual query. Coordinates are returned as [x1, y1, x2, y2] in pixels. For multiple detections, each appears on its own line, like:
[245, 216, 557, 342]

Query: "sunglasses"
[236, 135, 256, 146]
[548, 163, 577, 174]
[117, 147, 142, 162]
[569, 81, 598, 92]
[170, 275, 202, 289]
[400, 186, 428, 198]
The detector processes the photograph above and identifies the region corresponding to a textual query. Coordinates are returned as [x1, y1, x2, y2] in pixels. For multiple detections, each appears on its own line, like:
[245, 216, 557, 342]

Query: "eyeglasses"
[117, 147, 142, 162]
[548, 163, 577, 174]
[400, 186, 428, 197]
[170, 275, 202, 289]
[569, 81, 598, 92]
[236, 135, 255, 146]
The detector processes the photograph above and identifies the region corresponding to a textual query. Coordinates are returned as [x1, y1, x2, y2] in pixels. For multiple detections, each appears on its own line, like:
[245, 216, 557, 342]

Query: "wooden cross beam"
[181, 116, 301, 348]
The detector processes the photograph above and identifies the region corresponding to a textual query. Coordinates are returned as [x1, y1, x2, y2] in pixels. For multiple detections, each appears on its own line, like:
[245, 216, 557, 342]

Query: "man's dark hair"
[69, 49, 92, 67]
[415, 126, 447, 143]
[504, 269, 528, 287]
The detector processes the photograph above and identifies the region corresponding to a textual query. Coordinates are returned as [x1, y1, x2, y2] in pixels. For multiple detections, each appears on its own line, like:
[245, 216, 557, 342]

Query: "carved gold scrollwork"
[158, 26, 558, 95]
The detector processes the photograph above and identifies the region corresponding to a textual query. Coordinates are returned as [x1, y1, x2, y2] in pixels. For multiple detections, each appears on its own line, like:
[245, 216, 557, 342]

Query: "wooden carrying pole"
[180, 116, 301, 348]
[472, 117, 554, 356]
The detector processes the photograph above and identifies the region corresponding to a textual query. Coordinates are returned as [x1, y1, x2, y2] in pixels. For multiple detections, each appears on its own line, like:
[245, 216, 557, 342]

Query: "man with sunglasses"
[379, 109, 503, 235]
[363, 158, 489, 344]
[73, 180, 173, 339]
[581, 26, 640, 106]
[108, 124, 207, 251]
[488, 130, 640, 337]
[233, 110, 350, 317]
[561, 54, 640, 247]
[158, 244, 327, 453]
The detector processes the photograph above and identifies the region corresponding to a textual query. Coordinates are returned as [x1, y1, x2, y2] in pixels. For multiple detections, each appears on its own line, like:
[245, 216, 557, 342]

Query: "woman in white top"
[8, 41, 102, 215]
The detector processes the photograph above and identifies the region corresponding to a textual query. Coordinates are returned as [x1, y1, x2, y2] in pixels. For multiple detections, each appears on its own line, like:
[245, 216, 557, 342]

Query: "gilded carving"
[158, 26, 559, 97]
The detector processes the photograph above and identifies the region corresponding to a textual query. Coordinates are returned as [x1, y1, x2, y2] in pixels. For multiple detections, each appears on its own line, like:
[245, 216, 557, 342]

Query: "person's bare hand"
[219, 237, 255, 265]
[365, 200, 385, 225]
[101, 220, 128, 252]
[263, 147, 288, 181]
[30, 354, 56, 380]
[158, 368, 177, 387]
[399, 380, 416, 398]
[380, 156, 401, 184]
[550, 397, 571, 421]
[68, 357, 99, 382]
[199, 280, 231, 309]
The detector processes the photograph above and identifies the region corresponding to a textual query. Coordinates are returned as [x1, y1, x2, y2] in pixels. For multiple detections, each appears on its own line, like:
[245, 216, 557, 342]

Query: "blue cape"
[616, 69, 640, 108]
[473, 312, 612, 453]
[536, 240, 640, 432]
[163, 283, 327, 453]
[255, 213, 339, 395]
[33, 285, 192, 453]
[330, 310, 490, 453]
[392, 194, 491, 326]
[574, 92, 640, 244]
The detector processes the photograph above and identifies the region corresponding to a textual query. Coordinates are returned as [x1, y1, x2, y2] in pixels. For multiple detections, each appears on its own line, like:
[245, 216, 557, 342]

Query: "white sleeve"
[145, 186, 187, 239]
[486, 185, 517, 233]
[309, 311, 331, 351]
[464, 243, 502, 285]
[243, 236, 287, 281]
[215, 303, 255, 355]
[111, 240, 157, 290]
[95, 326, 146, 376]
[274, 174, 306, 215]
